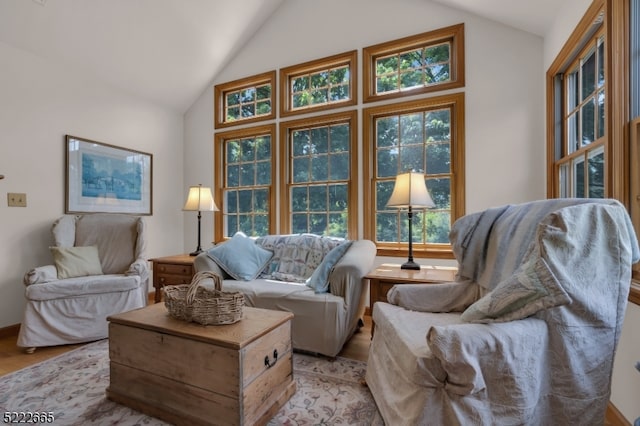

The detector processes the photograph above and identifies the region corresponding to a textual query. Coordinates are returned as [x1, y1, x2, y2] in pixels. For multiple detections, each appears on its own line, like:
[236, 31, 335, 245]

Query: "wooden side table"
[365, 263, 458, 336]
[149, 254, 196, 303]
[367, 263, 458, 306]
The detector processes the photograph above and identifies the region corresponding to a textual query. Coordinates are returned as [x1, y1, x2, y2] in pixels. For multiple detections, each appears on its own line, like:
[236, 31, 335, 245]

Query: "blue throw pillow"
[206, 232, 273, 281]
[306, 241, 353, 293]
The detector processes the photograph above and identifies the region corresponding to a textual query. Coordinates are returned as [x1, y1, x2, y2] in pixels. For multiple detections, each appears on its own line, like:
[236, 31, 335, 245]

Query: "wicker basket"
[163, 271, 244, 325]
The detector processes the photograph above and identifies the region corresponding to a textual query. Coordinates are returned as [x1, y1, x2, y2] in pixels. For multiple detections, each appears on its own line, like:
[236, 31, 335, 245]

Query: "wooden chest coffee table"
[106, 303, 295, 426]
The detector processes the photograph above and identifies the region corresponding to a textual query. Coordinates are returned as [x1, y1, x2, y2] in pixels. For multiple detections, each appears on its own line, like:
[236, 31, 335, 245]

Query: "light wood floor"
[0, 315, 371, 377]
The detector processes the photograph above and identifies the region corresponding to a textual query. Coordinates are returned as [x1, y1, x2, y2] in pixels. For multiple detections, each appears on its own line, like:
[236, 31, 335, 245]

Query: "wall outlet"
[7, 193, 27, 207]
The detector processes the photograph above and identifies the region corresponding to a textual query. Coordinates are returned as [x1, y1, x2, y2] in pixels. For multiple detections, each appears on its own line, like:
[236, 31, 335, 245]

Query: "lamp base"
[189, 249, 203, 257]
[400, 260, 421, 270]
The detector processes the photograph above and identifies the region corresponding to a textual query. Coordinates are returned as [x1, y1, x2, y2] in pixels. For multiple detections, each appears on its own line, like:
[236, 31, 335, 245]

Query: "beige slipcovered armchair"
[18, 214, 149, 353]
[366, 199, 639, 425]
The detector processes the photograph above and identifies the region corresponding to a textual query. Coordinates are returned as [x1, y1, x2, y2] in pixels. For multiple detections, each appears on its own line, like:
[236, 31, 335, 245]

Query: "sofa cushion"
[206, 232, 273, 281]
[306, 241, 352, 293]
[50, 245, 103, 279]
[256, 234, 344, 282]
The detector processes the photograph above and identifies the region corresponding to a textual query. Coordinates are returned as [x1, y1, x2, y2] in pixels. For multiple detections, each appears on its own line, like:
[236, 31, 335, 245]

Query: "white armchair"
[18, 214, 149, 352]
[366, 199, 639, 425]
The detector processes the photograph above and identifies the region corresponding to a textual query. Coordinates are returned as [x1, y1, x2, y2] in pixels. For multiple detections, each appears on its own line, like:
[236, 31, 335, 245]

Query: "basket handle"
[186, 271, 222, 304]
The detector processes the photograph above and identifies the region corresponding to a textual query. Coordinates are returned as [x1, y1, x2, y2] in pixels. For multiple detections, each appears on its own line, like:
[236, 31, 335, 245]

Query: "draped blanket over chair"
[366, 199, 640, 426]
[18, 214, 149, 351]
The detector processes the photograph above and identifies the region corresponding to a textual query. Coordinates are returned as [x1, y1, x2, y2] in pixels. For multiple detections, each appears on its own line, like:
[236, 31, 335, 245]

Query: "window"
[554, 31, 606, 198]
[363, 24, 464, 103]
[279, 111, 358, 237]
[280, 50, 357, 117]
[632, 0, 640, 301]
[214, 125, 276, 238]
[213, 25, 465, 254]
[547, 0, 633, 299]
[214, 71, 276, 129]
[363, 93, 465, 258]
[631, 117, 640, 303]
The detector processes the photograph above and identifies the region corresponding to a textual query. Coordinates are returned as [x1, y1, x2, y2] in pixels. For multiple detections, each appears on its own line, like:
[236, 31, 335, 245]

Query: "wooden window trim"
[631, 117, 640, 299]
[363, 23, 465, 104]
[214, 71, 276, 129]
[213, 124, 277, 242]
[279, 50, 357, 118]
[363, 93, 465, 259]
[278, 110, 359, 238]
[547, 0, 636, 304]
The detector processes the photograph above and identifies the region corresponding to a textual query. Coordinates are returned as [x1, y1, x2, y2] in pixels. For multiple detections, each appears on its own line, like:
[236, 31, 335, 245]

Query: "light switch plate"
[8, 193, 27, 207]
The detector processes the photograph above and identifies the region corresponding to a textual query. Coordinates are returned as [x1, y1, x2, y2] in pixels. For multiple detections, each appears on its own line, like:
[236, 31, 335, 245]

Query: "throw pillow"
[206, 232, 273, 281]
[50, 245, 104, 279]
[306, 241, 353, 293]
[460, 256, 570, 323]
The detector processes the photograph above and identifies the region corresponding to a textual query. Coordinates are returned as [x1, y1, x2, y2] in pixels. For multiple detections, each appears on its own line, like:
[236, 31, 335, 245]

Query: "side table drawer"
[156, 263, 193, 276]
[156, 272, 193, 286]
[150, 254, 197, 303]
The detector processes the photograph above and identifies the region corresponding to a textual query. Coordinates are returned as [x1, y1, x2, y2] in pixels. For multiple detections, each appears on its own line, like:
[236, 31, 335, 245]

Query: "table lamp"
[386, 171, 435, 270]
[183, 184, 218, 256]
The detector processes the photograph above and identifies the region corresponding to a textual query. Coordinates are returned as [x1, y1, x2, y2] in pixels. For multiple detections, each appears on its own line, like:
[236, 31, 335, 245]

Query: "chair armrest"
[193, 252, 228, 278]
[329, 239, 376, 300]
[427, 317, 547, 397]
[24, 265, 58, 286]
[329, 240, 376, 331]
[387, 280, 479, 313]
[125, 258, 149, 282]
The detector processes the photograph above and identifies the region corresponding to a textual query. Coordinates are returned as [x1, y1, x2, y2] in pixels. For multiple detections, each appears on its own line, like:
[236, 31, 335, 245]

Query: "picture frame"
[65, 135, 153, 215]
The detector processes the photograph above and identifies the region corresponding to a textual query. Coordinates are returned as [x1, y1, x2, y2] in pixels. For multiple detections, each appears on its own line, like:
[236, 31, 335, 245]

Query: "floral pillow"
[256, 234, 343, 282]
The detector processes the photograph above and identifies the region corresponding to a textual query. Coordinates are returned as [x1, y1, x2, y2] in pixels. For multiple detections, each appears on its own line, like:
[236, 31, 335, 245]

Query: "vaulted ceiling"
[0, 0, 561, 113]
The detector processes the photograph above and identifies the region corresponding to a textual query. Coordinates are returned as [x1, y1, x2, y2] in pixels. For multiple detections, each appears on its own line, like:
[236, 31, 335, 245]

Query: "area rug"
[0, 340, 383, 425]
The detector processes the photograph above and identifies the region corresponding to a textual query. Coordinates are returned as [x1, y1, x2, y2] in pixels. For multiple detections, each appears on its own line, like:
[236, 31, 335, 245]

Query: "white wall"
[0, 40, 186, 328]
[543, 0, 640, 422]
[543, 0, 594, 70]
[183, 0, 546, 253]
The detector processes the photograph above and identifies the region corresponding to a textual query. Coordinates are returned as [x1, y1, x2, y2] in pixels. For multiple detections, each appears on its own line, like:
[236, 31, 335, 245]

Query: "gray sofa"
[194, 233, 376, 357]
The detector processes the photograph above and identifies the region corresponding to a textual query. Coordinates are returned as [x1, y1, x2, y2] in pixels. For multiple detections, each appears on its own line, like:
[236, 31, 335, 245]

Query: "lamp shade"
[386, 172, 435, 208]
[183, 184, 218, 212]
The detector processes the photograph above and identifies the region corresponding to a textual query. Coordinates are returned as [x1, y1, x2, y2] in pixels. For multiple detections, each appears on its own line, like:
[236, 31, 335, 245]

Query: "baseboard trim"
[606, 401, 631, 426]
[0, 323, 20, 339]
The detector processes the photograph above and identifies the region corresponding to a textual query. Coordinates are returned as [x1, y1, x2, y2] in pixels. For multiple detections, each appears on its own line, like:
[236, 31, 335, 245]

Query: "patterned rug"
[0, 340, 383, 425]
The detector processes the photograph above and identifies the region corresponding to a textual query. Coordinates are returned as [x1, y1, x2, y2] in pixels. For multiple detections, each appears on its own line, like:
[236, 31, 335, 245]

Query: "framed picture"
[65, 135, 153, 215]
